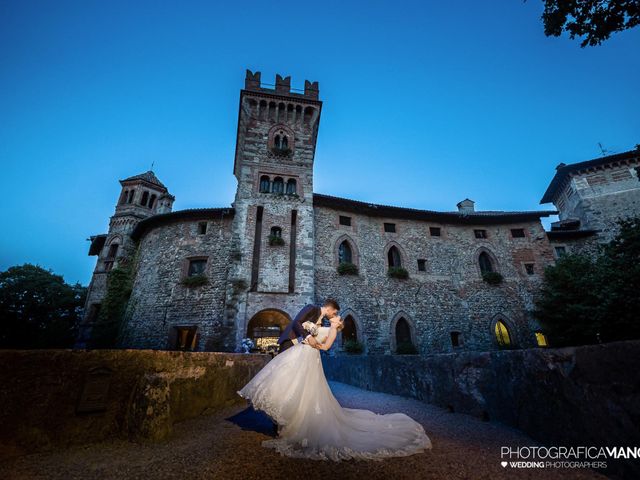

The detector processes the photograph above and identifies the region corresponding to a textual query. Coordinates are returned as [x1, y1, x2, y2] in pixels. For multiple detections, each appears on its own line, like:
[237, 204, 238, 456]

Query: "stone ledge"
[0, 349, 270, 457]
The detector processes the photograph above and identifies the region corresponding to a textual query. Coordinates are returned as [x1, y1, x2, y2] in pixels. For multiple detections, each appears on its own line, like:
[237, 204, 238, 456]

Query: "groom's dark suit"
[278, 304, 322, 353]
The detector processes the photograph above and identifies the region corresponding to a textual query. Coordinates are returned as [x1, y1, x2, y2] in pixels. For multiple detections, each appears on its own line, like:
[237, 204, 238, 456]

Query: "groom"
[277, 298, 341, 353]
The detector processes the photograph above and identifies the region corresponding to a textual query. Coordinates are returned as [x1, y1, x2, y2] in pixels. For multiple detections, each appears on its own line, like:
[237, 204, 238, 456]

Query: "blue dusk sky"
[1, 0, 639, 285]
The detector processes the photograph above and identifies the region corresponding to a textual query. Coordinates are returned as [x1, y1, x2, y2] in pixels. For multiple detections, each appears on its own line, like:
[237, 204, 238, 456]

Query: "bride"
[237, 315, 432, 461]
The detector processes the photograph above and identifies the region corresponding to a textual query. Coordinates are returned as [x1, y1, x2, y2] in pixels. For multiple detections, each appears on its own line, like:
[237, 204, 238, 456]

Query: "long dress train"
[237, 326, 432, 461]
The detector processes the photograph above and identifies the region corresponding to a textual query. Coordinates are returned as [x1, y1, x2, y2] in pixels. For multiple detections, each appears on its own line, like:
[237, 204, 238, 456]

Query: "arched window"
[259, 175, 271, 193]
[270, 226, 282, 238]
[388, 246, 402, 268]
[286, 179, 296, 194]
[342, 315, 357, 344]
[478, 252, 494, 274]
[272, 177, 284, 194]
[281, 136, 288, 149]
[395, 317, 413, 350]
[127, 190, 135, 203]
[338, 241, 353, 264]
[274, 135, 281, 148]
[494, 320, 511, 347]
[140, 191, 149, 207]
[148, 194, 157, 209]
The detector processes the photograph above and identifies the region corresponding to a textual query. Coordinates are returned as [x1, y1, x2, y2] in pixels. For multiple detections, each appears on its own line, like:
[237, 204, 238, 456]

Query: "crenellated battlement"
[244, 69, 319, 100]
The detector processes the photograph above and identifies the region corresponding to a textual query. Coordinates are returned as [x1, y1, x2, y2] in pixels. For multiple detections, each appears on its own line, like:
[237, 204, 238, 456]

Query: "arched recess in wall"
[268, 124, 295, 154]
[334, 234, 359, 267]
[490, 313, 518, 349]
[383, 241, 407, 270]
[338, 308, 365, 352]
[246, 308, 292, 352]
[389, 311, 417, 353]
[474, 246, 501, 277]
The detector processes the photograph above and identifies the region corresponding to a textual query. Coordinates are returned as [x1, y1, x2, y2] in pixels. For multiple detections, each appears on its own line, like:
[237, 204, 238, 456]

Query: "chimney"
[456, 198, 475, 213]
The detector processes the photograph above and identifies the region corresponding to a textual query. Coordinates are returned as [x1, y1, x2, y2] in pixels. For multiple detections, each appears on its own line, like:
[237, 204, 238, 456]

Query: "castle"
[77, 70, 640, 354]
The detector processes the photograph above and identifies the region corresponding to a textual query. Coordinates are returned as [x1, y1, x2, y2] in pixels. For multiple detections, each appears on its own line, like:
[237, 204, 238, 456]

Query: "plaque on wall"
[76, 367, 112, 414]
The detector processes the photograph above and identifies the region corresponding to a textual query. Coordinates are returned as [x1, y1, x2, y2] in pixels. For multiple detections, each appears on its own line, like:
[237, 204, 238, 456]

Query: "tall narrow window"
[259, 175, 271, 193]
[272, 177, 284, 194]
[342, 315, 357, 344]
[127, 190, 135, 203]
[450, 331, 461, 347]
[174, 326, 198, 351]
[198, 222, 207, 235]
[478, 252, 493, 274]
[388, 246, 402, 268]
[140, 191, 149, 206]
[494, 320, 511, 347]
[286, 178, 297, 194]
[120, 190, 128, 205]
[107, 244, 119, 259]
[417, 259, 426, 271]
[148, 194, 157, 209]
[395, 317, 413, 352]
[338, 241, 353, 264]
[535, 331, 548, 347]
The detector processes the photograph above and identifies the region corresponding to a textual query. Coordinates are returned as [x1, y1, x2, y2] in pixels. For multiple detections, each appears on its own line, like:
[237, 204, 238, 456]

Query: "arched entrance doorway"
[246, 309, 291, 353]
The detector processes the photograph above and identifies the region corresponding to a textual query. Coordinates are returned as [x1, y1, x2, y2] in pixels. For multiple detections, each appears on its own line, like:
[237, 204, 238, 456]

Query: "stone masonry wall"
[314, 205, 557, 354]
[0, 349, 270, 455]
[120, 213, 235, 351]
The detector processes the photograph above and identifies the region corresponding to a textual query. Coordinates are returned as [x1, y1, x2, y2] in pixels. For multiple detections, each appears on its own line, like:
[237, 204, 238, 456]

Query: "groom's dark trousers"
[277, 304, 321, 354]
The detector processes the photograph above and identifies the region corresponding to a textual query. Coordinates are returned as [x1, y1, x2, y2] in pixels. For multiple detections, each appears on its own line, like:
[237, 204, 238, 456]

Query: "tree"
[0, 264, 86, 348]
[541, 0, 640, 47]
[535, 217, 640, 346]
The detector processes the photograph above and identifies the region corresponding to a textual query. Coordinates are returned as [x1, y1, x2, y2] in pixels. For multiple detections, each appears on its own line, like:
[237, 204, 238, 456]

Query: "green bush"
[268, 235, 285, 246]
[396, 341, 418, 354]
[181, 274, 209, 287]
[388, 266, 409, 279]
[337, 262, 358, 275]
[534, 217, 640, 347]
[482, 271, 503, 284]
[343, 339, 364, 354]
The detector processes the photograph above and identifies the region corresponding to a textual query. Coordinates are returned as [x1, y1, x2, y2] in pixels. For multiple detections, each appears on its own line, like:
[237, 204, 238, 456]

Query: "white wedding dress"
[237, 326, 432, 461]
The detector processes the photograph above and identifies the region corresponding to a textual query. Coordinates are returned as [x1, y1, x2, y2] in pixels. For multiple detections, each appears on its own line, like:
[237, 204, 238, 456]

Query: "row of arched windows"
[259, 175, 297, 195]
[119, 189, 157, 209]
[246, 98, 317, 126]
[336, 311, 546, 354]
[336, 238, 498, 276]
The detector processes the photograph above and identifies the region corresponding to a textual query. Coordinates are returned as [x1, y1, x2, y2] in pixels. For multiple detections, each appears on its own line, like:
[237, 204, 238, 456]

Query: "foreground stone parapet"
[0, 349, 270, 455]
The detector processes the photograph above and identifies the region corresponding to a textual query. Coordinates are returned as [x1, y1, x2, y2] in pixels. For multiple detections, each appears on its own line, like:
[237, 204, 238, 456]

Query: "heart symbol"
[501, 462, 508, 467]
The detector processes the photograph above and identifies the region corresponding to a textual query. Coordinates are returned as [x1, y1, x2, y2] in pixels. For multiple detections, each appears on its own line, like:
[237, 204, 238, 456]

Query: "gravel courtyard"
[1, 381, 607, 480]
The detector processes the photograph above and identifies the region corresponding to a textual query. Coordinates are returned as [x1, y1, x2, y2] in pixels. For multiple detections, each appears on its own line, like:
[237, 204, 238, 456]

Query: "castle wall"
[557, 162, 640, 241]
[120, 214, 234, 351]
[313, 205, 556, 354]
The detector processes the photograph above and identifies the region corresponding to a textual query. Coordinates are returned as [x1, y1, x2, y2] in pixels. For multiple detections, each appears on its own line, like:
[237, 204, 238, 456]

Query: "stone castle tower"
[77, 171, 174, 346]
[224, 70, 322, 349]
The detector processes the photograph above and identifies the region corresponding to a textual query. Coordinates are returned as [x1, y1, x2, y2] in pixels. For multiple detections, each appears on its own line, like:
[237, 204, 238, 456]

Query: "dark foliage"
[396, 341, 418, 354]
[541, 0, 640, 47]
[482, 271, 504, 285]
[337, 262, 359, 275]
[0, 264, 86, 348]
[181, 274, 209, 287]
[343, 339, 364, 354]
[535, 217, 640, 346]
[388, 267, 409, 279]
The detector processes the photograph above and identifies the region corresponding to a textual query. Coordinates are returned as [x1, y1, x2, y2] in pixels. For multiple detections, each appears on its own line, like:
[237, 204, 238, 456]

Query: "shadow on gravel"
[226, 406, 277, 437]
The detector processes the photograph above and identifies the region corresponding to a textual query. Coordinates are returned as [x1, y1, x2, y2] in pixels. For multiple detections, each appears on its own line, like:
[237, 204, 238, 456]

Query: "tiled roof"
[130, 208, 235, 240]
[540, 148, 640, 204]
[313, 193, 557, 225]
[120, 171, 167, 189]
